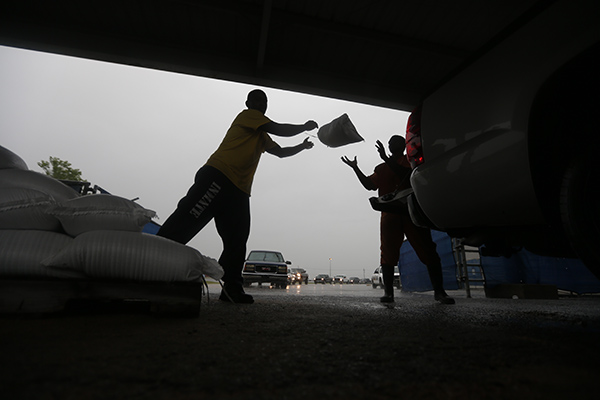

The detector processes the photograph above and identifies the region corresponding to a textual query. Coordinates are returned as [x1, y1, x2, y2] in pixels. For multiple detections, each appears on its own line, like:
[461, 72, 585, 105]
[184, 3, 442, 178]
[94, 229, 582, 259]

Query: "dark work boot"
[426, 263, 455, 305]
[219, 284, 254, 304]
[380, 264, 395, 303]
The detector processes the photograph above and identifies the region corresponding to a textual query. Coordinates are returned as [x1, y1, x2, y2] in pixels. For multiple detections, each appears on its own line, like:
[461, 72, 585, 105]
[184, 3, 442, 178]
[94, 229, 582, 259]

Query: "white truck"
[404, 0, 599, 278]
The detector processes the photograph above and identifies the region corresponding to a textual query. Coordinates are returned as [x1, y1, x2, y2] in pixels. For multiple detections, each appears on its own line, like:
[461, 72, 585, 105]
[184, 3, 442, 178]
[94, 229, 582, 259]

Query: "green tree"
[38, 156, 86, 181]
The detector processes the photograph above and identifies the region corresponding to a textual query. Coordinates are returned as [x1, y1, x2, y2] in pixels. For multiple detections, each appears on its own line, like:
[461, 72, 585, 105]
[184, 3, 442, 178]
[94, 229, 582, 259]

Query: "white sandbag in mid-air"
[317, 113, 364, 148]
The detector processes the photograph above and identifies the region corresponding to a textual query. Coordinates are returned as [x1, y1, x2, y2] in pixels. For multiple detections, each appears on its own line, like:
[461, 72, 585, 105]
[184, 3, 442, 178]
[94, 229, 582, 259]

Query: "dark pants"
[157, 166, 250, 290]
[380, 212, 440, 267]
[380, 212, 446, 295]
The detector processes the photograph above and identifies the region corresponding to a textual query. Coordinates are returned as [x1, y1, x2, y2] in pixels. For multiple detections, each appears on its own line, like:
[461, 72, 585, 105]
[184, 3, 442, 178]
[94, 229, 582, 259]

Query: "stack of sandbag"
[0, 145, 223, 282]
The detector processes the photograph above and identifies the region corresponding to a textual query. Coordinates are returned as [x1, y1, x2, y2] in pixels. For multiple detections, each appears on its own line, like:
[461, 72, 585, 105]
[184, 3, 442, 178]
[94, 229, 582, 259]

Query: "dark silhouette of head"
[388, 135, 406, 155]
[246, 89, 268, 114]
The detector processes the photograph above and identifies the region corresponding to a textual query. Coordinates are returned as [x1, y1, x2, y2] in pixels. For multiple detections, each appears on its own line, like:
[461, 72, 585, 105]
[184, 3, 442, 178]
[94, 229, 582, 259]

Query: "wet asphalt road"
[1, 283, 599, 399]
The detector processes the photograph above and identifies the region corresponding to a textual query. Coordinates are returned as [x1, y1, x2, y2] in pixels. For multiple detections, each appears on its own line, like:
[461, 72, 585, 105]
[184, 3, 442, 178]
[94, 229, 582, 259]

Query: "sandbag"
[43, 230, 224, 281]
[317, 113, 364, 148]
[0, 169, 79, 202]
[47, 194, 156, 237]
[0, 230, 83, 279]
[0, 145, 28, 170]
[0, 187, 61, 231]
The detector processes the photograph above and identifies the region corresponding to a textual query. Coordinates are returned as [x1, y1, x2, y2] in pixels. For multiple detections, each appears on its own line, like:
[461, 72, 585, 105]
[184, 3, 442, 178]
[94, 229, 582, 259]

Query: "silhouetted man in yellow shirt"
[158, 89, 317, 303]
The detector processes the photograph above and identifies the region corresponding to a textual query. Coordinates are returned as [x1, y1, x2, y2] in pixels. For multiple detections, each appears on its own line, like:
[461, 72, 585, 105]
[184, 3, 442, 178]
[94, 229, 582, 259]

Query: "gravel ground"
[1, 284, 599, 399]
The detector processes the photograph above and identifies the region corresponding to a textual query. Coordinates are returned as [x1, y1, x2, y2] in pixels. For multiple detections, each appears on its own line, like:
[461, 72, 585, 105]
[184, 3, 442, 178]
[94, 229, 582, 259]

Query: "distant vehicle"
[371, 266, 400, 289]
[314, 274, 332, 284]
[348, 277, 361, 284]
[290, 267, 309, 284]
[242, 250, 290, 288]
[404, 0, 600, 278]
[332, 274, 349, 284]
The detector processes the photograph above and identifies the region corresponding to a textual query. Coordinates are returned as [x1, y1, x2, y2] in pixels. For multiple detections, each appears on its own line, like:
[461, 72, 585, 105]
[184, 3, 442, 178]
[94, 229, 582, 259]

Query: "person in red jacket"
[342, 135, 454, 304]
[158, 89, 317, 304]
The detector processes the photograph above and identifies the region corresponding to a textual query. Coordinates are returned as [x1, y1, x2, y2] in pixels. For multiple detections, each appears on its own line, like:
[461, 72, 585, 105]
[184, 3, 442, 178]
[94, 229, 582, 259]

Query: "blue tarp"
[142, 221, 161, 235]
[481, 249, 600, 294]
[399, 230, 459, 292]
[398, 230, 600, 294]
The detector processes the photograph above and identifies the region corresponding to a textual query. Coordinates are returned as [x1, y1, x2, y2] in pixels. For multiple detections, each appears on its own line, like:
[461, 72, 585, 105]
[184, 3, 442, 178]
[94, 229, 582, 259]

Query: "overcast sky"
[0, 44, 409, 280]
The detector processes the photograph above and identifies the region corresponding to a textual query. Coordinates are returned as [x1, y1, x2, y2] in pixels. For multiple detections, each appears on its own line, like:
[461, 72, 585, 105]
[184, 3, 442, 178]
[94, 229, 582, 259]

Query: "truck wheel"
[560, 156, 600, 279]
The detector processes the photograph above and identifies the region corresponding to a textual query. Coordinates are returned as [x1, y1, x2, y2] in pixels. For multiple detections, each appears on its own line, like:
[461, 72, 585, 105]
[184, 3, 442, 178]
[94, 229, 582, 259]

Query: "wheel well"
[528, 42, 600, 228]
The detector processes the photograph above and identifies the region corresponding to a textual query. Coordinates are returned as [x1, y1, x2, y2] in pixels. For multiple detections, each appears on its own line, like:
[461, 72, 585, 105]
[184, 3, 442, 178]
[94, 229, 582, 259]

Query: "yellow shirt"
[206, 109, 277, 195]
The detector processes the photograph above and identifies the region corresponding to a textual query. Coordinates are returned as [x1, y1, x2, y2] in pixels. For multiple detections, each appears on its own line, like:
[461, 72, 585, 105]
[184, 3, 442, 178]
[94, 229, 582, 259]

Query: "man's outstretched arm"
[260, 120, 318, 137]
[375, 140, 407, 177]
[341, 156, 377, 191]
[266, 138, 314, 158]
